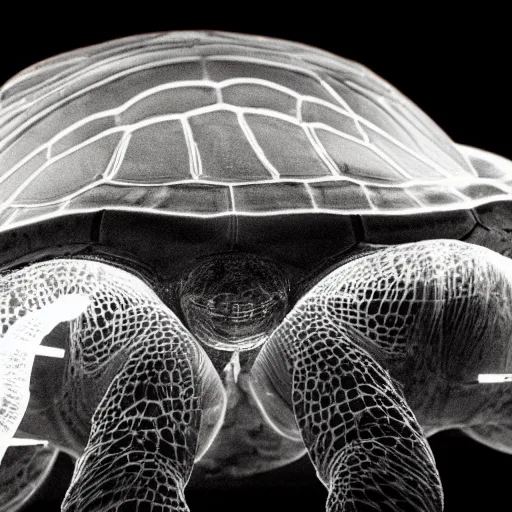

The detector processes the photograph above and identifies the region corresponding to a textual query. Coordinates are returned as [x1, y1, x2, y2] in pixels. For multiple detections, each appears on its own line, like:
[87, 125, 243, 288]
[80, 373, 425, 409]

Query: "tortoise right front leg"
[249, 322, 442, 512]
[248, 243, 461, 511]
[249, 239, 512, 510]
[0, 260, 226, 511]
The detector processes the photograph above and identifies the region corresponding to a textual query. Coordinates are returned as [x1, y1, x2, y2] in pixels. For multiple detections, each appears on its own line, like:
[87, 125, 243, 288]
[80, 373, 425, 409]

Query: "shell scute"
[204, 58, 336, 105]
[14, 133, 121, 204]
[0, 30, 510, 237]
[50, 117, 117, 157]
[0, 150, 46, 203]
[314, 129, 405, 182]
[115, 121, 190, 183]
[365, 127, 449, 180]
[454, 183, 510, 202]
[364, 185, 421, 211]
[300, 101, 362, 141]
[408, 185, 464, 207]
[187, 110, 272, 181]
[322, 73, 472, 177]
[67, 182, 231, 214]
[308, 181, 372, 211]
[221, 83, 296, 115]
[242, 114, 331, 178]
[118, 85, 218, 125]
[235, 182, 313, 213]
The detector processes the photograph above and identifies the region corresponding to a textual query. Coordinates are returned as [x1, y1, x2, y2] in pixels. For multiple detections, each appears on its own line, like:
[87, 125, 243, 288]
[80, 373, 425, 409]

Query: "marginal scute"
[308, 180, 372, 211]
[68, 183, 232, 213]
[235, 182, 313, 213]
[453, 183, 510, 202]
[409, 184, 465, 207]
[364, 186, 421, 211]
[360, 209, 477, 244]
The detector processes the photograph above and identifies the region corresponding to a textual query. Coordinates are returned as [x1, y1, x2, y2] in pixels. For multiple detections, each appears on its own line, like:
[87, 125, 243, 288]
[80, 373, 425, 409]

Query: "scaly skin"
[4, 239, 512, 510]
[0, 260, 226, 511]
[252, 319, 443, 511]
[62, 329, 201, 511]
[250, 238, 512, 511]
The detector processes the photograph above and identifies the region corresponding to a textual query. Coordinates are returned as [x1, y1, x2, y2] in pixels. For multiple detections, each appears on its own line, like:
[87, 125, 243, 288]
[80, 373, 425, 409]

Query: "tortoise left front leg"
[0, 259, 226, 511]
[62, 322, 223, 512]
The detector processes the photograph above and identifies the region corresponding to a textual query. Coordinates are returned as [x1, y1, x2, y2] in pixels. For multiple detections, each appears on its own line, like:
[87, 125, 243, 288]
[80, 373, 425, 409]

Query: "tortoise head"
[178, 253, 290, 351]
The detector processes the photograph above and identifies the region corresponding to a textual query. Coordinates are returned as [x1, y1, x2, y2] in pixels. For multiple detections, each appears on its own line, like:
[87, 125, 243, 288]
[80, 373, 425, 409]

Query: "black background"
[1, 8, 510, 512]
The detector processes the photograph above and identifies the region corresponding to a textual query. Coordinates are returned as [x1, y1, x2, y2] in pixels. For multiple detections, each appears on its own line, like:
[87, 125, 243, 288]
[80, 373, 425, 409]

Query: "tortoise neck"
[178, 252, 290, 352]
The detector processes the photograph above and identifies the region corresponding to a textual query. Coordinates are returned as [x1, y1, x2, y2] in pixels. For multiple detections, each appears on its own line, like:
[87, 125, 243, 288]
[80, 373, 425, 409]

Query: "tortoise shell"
[0, 30, 511, 280]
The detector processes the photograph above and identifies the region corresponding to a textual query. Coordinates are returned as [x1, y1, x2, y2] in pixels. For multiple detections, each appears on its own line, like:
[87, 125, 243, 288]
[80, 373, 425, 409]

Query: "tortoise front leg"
[248, 242, 506, 510]
[0, 260, 226, 511]
[249, 239, 512, 510]
[62, 318, 223, 512]
[250, 317, 442, 511]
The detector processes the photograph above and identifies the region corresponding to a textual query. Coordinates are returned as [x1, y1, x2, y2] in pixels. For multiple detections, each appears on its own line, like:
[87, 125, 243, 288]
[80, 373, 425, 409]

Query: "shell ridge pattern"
[1, 31, 512, 233]
[326, 76, 470, 179]
[314, 75, 371, 144]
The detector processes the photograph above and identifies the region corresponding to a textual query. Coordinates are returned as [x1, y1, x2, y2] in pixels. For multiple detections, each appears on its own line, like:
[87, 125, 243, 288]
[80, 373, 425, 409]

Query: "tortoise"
[0, 30, 512, 512]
